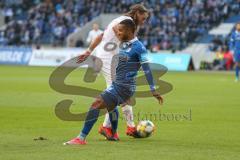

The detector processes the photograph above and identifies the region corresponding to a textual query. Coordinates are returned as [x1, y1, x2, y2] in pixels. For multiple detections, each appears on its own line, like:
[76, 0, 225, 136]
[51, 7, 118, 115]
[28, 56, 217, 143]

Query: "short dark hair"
[119, 19, 136, 33]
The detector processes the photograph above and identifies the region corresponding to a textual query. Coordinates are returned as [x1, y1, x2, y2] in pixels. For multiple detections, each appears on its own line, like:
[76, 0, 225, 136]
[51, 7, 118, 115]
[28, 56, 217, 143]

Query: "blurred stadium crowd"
[0, 0, 240, 51]
[207, 35, 233, 70]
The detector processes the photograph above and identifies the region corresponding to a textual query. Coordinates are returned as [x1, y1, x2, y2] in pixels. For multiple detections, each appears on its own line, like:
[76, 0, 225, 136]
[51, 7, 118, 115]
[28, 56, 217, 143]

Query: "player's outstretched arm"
[141, 62, 163, 105]
[77, 33, 104, 63]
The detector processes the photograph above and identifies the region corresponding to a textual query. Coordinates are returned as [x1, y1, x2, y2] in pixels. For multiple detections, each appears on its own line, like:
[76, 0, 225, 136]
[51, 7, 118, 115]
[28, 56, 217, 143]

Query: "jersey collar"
[129, 37, 138, 43]
[126, 37, 138, 45]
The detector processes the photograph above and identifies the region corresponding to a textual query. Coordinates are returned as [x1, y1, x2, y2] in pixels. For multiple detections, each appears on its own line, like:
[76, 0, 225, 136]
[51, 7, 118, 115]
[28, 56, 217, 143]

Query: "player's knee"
[91, 96, 105, 109]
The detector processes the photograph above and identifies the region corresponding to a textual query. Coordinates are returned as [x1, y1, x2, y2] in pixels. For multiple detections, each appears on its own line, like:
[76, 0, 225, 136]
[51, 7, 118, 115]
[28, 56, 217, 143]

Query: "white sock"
[122, 105, 135, 127]
[102, 113, 111, 128]
[102, 81, 112, 128]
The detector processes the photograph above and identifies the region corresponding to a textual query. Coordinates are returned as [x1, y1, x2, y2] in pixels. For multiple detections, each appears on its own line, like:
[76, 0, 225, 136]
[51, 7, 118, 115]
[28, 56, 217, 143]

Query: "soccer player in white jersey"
[77, 4, 149, 138]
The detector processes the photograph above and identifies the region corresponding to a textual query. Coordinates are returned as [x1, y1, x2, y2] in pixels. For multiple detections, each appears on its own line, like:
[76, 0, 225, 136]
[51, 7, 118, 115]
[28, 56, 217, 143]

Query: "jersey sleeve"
[136, 44, 156, 92]
[138, 45, 149, 63]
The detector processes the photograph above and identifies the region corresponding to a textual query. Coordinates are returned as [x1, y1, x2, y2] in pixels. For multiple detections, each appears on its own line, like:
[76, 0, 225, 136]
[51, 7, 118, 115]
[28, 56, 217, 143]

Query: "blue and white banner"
[0, 47, 32, 65]
[0, 47, 192, 71]
[147, 53, 191, 71]
[29, 48, 85, 66]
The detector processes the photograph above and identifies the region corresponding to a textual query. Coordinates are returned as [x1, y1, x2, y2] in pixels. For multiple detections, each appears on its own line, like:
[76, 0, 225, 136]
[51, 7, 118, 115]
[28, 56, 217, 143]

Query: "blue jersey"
[114, 37, 155, 90]
[100, 37, 155, 108]
[229, 31, 240, 52]
[229, 30, 240, 62]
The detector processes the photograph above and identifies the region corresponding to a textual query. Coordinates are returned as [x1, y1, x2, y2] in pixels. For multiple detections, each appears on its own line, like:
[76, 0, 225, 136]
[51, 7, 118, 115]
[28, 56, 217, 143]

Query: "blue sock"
[236, 65, 239, 79]
[108, 107, 119, 134]
[79, 107, 100, 140]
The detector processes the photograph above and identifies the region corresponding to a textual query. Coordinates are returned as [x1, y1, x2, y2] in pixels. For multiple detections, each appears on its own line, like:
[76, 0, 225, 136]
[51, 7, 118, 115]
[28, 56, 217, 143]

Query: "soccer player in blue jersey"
[230, 22, 240, 82]
[64, 19, 163, 145]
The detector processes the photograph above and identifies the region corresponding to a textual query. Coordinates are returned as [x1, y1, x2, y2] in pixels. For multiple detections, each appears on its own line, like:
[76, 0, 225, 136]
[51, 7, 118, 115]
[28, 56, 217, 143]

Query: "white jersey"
[95, 15, 133, 59]
[94, 15, 133, 86]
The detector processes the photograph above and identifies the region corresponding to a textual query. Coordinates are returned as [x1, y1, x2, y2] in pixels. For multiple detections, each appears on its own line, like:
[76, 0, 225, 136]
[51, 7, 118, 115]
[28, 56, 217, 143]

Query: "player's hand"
[151, 90, 163, 105]
[76, 50, 91, 63]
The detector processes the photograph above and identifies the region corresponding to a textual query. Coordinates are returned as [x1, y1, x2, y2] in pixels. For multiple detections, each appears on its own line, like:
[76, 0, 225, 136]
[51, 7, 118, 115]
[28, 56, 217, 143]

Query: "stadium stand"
[182, 13, 240, 70]
[0, 0, 240, 52]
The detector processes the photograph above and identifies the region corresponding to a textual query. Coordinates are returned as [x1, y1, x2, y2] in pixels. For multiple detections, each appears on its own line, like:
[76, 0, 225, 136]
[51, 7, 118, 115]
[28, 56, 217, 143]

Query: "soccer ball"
[136, 120, 155, 138]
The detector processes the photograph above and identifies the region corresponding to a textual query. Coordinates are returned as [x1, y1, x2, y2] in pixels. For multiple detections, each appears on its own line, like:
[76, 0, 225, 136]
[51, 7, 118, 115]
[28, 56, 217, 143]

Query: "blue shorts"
[234, 51, 240, 63]
[100, 82, 135, 110]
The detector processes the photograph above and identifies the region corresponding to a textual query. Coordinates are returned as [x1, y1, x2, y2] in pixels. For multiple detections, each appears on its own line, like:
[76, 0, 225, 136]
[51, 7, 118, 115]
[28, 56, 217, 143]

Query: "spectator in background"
[1, 0, 239, 49]
[2, 7, 13, 23]
[214, 46, 233, 70]
[213, 47, 225, 70]
[223, 48, 233, 70]
[210, 35, 223, 51]
[0, 31, 7, 45]
[86, 23, 103, 44]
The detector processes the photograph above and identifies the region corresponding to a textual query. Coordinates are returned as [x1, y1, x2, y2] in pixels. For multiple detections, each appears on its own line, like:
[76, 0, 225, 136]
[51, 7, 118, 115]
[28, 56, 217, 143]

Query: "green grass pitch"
[0, 65, 240, 160]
